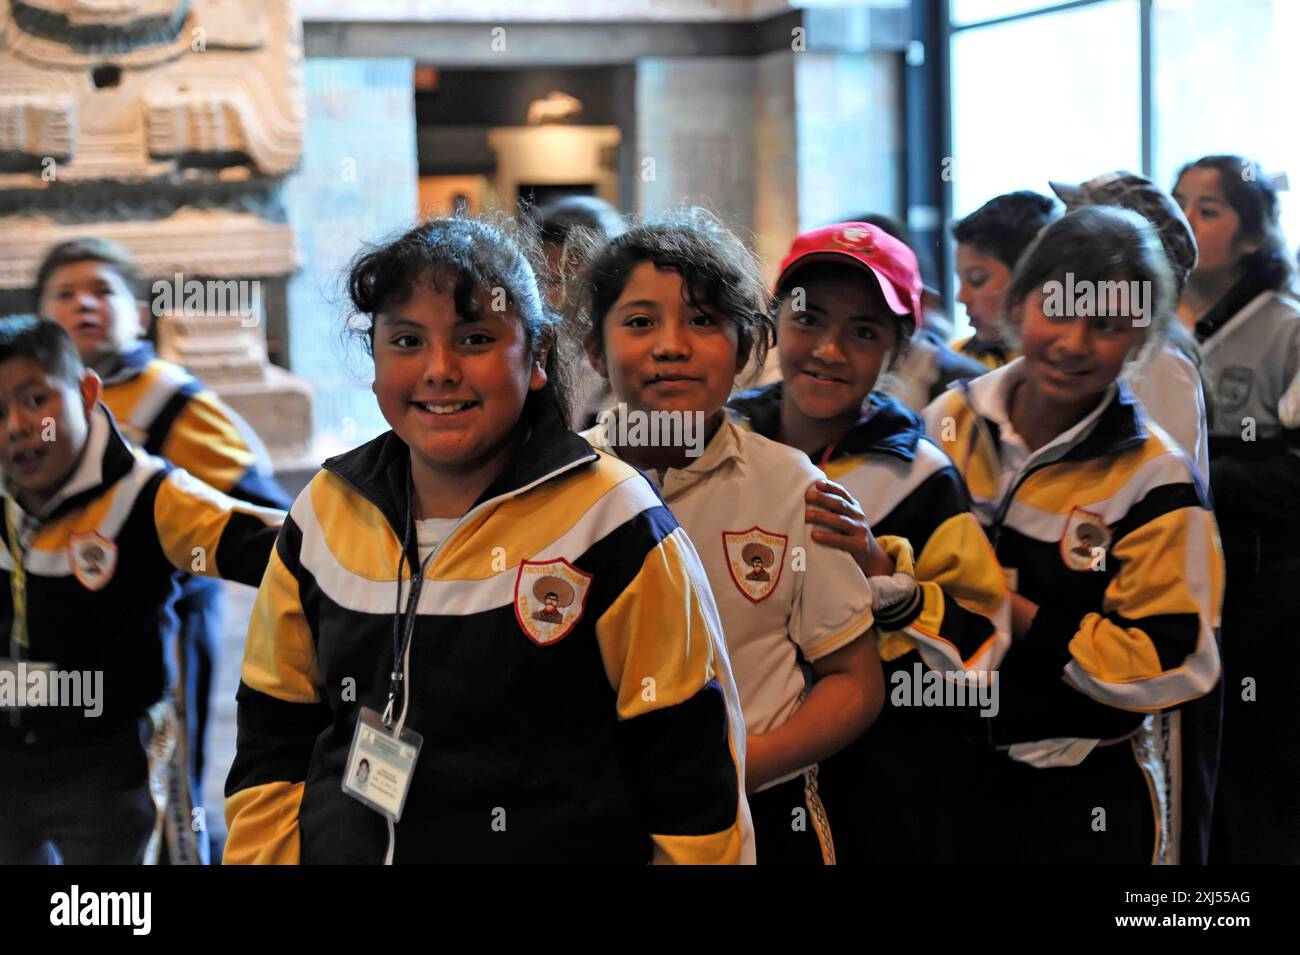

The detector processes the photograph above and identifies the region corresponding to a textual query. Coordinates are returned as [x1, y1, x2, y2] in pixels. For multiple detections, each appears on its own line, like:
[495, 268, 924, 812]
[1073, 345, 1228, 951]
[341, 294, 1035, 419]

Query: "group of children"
[1, 149, 1295, 865]
[0, 257, 285, 863]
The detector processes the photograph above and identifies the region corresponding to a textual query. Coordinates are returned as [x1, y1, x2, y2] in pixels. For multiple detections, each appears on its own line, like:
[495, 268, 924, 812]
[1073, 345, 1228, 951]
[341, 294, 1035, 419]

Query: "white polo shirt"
[581, 413, 875, 790]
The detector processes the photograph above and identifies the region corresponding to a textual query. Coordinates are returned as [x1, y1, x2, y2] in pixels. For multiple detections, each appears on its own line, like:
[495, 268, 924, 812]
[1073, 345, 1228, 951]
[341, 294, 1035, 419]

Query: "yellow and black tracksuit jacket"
[926, 370, 1223, 862]
[0, 404, 284, 743]
[100, 342, 289, 511]
[729, 383, 1010, 862]
[224, 412, 753, 865]
[100, 340, 288, 811]
[730, 384, 1009, 675]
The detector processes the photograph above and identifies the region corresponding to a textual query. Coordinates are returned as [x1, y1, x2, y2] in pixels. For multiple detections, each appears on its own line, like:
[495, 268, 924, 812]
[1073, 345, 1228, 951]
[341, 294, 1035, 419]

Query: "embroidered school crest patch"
[1060, 506, 1111, 572]
[514, 558, 593, 646]
[723, 527, 787, 603]
[69, 531, 118, 591]
[1216, 366, 1254, 412]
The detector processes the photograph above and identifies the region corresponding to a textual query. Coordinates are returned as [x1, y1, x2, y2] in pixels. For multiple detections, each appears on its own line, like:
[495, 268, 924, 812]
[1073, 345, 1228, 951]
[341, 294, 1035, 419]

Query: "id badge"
[342, 706, 423, 821]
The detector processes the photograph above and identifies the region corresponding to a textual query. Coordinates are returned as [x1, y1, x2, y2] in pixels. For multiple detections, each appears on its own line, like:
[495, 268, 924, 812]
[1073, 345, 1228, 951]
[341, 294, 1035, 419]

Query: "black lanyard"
[384, 470, 434, 729]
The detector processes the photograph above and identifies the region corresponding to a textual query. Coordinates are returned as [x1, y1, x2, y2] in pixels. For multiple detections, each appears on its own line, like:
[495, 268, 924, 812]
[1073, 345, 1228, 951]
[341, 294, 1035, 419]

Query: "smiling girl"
[729, 222, 1010, 863]
[225, 217, 752, 864]
[924, 206, 1224, 864]
[572, 211, 884, 864]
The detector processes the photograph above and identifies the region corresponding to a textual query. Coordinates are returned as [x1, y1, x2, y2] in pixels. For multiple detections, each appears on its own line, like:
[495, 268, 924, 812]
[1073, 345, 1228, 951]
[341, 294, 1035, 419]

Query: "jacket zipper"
[323, 450, 599, 864]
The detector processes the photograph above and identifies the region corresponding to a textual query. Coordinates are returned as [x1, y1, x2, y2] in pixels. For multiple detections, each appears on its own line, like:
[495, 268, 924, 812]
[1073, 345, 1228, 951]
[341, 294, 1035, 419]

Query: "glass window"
[950, 0, 1141, 221]
[948, 0, 1141, 337]
[1153, 0, 1300, 252]
[951, 0, 1071, 28]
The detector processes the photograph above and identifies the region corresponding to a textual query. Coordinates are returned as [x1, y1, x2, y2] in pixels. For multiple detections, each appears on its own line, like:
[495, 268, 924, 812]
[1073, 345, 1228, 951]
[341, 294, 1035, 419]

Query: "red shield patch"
[722, 526, 787, 603]
[514, 557, 593, 646]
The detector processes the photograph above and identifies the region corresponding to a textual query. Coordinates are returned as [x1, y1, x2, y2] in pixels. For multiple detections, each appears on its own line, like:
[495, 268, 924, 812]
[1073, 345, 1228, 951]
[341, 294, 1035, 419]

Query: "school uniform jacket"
[223, 412, 753, 865]
[730, 384, 1010, 679]
[100, 342, 289, 510]
[0, 404, 284, 742]
[923, 362, 1224, 752]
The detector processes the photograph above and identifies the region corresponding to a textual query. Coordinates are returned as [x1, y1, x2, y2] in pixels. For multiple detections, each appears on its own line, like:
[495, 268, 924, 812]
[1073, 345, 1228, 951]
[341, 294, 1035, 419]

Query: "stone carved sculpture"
[0, 0, 312, 462]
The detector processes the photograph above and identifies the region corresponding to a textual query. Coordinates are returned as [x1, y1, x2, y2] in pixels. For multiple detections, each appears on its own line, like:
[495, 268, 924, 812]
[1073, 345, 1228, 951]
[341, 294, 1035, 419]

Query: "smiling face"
[1014, 282, 1144, 408]
[371, 273, 548, 494]
[776, 265, 899, 422]
[955, 244, 1013, 342]
[1173, 166, 1258, 278]
[37, 260, 146, 375]
[0, 357, 99, 513]
[585, 262, 747, 418]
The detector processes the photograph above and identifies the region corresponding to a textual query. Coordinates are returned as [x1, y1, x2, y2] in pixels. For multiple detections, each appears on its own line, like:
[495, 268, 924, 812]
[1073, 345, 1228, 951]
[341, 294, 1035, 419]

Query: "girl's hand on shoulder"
[805, 479, 895, 578]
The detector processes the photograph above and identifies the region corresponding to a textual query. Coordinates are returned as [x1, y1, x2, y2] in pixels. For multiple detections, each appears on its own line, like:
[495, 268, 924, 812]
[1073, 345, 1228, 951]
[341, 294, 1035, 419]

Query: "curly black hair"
[566, 207, 773, 375]
[344, 215, 570, 427]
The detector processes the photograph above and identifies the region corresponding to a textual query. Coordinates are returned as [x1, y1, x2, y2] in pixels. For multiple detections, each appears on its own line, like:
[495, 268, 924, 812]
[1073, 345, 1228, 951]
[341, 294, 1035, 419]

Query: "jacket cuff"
[870, 573, 922, 630]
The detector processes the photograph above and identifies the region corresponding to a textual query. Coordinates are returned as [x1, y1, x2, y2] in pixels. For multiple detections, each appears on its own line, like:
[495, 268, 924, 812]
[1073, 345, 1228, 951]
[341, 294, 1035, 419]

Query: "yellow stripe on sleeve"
[651, 824, 745, 865]
[153, 468, 280, 579]
[224, 782, 304, 865]
[1101, 506, 1223, 624]
[242, 544, 322, 704]
[160, 394, 257, 493]
[910, 512, 1008, 630]
[594, 529, 718, 720]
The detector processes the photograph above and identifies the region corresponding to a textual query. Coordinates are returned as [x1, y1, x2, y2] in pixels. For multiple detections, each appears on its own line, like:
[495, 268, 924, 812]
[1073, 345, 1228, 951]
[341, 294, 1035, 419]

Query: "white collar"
[964, 357, 1117, 464]
[583, 411, 744, 496]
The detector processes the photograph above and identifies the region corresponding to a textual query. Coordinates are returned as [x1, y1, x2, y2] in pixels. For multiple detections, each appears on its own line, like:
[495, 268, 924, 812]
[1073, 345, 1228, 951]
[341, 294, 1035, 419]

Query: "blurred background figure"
[950, 191, 1059, 370]
[34, 237, 292, 865]
[1172, 154, 1300, 864]
[535, 196, 627, 429]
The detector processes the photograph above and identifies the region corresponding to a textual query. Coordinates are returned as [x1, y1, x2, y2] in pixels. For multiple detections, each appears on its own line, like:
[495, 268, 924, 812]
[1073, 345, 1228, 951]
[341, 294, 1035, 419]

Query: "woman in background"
[1173, 154, 1300, 863]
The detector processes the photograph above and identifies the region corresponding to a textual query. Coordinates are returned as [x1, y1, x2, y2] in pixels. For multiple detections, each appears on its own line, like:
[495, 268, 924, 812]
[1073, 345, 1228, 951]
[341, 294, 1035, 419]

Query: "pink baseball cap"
[776, 222, 923, 325]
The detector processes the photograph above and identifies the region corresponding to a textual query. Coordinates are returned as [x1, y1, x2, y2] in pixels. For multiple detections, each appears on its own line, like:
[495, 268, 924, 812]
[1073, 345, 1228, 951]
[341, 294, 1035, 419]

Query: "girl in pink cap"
[730, 220, 1010, 863]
